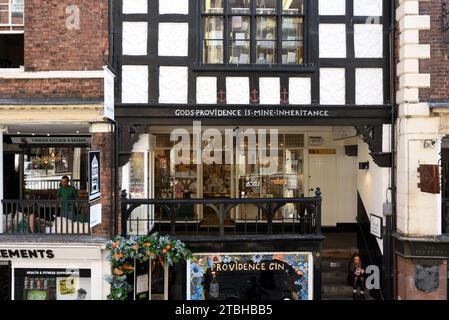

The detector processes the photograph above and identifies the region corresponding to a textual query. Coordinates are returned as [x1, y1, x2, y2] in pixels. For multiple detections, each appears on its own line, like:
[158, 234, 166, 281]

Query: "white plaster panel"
[159, 66, 188, 104]
[289, 78, 311, 105]
[354, 24, 383, 58]
[259, 78, 280, 105]
[122, 22, 148, 56]
[319, 24, 346, 58]
[123, 0, 147, 14]
[356, 68, 383, 105]
[226, 77, 250, 105]
[159, 0, 189, 15]
[121, 65, 148, 104]
[319, 0, 345, 16]
[158, 23, 189, 57]
[320, 69, 345, 105]
[196, 77, 217, 104]
[354, 0, 382, 16]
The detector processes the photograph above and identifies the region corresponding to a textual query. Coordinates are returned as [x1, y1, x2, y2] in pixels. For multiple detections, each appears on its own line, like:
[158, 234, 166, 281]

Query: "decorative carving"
[118, 121, 149, 167]
[415, 265, 440, 293]
[355, 125, 392, 168]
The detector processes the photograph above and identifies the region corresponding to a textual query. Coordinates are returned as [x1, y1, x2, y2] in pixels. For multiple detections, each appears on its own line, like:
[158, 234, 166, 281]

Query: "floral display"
[189, 253, 310, 301]
[105, 233, 192, 300]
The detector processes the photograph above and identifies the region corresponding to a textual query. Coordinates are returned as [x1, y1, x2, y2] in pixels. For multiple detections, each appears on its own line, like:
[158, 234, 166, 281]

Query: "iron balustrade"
[1, 199, 90, 235]
[121, 188, 322, 237]
[443, 198, 449, 234]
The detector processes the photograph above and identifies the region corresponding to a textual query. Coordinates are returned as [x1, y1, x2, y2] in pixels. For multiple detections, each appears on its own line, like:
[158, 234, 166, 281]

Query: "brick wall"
[419, 1, 449, 101]
[0, 78, 103, 99]
[24, 0, 108, 72]
[90, 130, 115, 238]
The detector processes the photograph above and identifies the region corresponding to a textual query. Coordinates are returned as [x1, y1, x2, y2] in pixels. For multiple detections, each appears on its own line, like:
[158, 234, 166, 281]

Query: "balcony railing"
[1, 199, 90, 235]
[121, 188, 322, 237]
[24, 179, 81, 191]
[443, 198, 449, 234]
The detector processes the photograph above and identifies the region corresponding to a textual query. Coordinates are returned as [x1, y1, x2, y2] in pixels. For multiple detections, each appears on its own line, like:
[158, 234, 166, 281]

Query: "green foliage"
[105, 233, 192, 300]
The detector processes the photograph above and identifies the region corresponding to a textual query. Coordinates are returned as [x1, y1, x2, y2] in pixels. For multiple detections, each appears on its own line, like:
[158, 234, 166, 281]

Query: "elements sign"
[88, 151, 101, 202]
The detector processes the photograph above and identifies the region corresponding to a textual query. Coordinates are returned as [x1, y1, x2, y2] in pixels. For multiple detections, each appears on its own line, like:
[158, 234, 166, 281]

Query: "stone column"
[90, 122, 115, 237]
[395, 0, 447, 300]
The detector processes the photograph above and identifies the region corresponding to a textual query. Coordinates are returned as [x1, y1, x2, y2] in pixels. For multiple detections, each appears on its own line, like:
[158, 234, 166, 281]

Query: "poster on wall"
[14, 268, 91, 300]
[187, 252, 313, 301]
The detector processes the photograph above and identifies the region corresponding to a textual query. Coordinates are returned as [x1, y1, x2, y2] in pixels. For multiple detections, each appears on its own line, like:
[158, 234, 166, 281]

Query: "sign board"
[89, 203, 102, 228]
[88, 151, 101, 202]
[370, 214, 383, 239]
[104, 66, 115, 120]
[187, 252, 313, 300]
[11, 136, 91, 145]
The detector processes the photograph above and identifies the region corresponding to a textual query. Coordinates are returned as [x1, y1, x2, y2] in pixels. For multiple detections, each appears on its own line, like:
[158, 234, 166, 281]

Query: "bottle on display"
[209, 272, 219, 299]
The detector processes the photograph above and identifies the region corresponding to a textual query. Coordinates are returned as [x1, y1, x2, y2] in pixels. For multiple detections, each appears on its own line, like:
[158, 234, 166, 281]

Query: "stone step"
[321, 248, 358, 259]
[322, 284, 355, 296]
[321, 257, 351, 272]
[322, 271, 349, 284]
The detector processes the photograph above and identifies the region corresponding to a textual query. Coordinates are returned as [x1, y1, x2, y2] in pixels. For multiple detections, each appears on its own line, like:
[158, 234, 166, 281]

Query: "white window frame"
[0, 0, 24, 31]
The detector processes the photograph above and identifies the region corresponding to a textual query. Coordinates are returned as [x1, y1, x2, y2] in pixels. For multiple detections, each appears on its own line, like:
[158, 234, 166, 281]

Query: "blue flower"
[222, 256, 232, 263]
[191, 262, 203, 278]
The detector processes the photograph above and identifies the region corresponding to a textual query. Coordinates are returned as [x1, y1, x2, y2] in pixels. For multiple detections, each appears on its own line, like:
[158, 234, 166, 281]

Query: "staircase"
[321, 232, 373, 300]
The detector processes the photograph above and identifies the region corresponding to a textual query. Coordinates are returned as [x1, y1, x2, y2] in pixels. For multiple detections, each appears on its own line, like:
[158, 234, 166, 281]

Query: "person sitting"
[348, 254, 366, 300]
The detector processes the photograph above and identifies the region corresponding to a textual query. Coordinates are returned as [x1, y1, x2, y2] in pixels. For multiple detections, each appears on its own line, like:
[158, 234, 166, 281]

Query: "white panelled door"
[309, 154, 339, 226]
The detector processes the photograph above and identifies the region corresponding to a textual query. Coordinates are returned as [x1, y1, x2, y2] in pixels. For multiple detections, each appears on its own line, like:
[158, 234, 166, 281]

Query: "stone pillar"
[90, 122, 115, 237]
[396, 0, 439, 236]
[395, 0, 447, 300]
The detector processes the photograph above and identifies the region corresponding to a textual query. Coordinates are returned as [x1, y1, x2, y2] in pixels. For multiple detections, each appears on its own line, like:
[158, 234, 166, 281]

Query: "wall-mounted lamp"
[359, 162, 369, 170]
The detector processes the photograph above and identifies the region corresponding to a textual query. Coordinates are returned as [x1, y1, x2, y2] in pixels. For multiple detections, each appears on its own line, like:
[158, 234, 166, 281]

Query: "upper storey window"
[0, 0, 24, 29]
[201, 0, 305, 65]
[0, 0, 24, 69]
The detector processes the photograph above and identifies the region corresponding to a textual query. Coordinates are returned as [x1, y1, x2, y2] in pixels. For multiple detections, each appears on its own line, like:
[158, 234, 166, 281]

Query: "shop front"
[0, 243, 110, 300]
[119, 125, 371, 300]
[1, 132, 92, 235]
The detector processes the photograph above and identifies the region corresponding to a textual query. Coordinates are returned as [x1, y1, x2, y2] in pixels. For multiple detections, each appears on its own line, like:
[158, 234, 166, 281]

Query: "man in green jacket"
[57, 176, 78, 220]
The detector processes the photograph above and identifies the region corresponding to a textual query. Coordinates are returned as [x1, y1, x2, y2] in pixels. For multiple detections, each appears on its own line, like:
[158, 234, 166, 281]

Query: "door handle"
[309, 188, 314, 192]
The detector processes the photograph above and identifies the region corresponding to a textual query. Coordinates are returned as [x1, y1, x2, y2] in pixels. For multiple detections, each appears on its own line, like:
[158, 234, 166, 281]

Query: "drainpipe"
[0, 129, 3, 234]
[384, 0, 397, 301]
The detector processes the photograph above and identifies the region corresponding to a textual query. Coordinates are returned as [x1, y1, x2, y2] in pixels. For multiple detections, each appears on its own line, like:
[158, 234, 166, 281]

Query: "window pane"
[203, 17, 224, 63]
[203, 17, 224, 39]
[256, 16, 277, 40]
[229, 0, 250, 14]
[282, 17, 302, 40]
[256, 17, 277, 64]
[0, 10, 8, 25]
[281, 41, 303, 64]
[282, 0, 304, 14]
[256, 0, 277, 14]
[204, 40, 224, 63]
[203, 0, 224, 13]
[229, 16, 250, 64]
[230, 41, 250, 64]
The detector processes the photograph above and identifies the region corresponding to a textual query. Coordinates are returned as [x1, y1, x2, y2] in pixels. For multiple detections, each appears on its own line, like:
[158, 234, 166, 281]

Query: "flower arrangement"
[105, 233, 192, 300]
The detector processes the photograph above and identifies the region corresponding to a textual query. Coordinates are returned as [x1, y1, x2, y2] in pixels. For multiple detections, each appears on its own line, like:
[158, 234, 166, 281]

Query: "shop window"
[14, 268, 92, 300]
[152, 133, 305, 222]
[0, 0, 24, 68]
[23, 147, 88, 200]
[201, 0, 305, 65]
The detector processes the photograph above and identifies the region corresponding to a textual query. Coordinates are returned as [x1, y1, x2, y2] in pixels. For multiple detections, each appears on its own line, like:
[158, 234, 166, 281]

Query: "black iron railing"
[443, 198, 449, 234]
[1, 199, 90, 235]
[121, 188, 322, 237]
